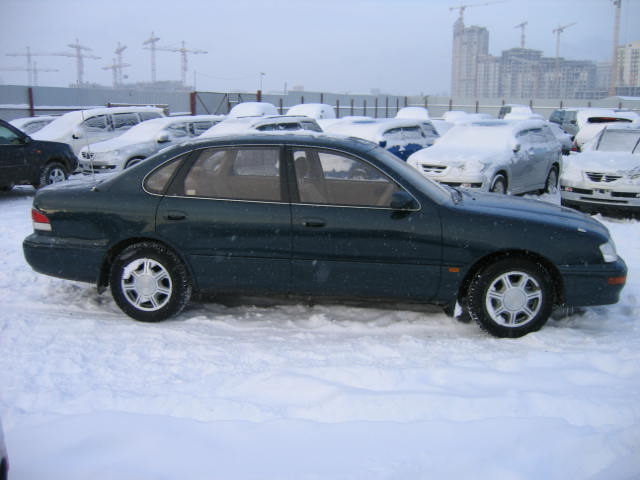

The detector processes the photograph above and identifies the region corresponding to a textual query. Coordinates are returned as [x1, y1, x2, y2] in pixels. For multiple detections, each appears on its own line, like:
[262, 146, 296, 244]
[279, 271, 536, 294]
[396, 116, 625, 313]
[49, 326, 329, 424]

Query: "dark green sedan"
[23, 134, 627, 338]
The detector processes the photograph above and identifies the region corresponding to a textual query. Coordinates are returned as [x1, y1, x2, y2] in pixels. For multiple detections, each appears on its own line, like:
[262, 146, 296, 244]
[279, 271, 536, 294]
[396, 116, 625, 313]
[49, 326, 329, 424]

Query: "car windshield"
[596, 130, 640, 154]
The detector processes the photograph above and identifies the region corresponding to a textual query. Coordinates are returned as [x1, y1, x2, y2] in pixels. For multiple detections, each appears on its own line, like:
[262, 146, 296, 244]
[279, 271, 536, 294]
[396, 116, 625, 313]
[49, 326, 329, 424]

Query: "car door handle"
[166, 211, 187, 221]
[302, 218, 325, 228]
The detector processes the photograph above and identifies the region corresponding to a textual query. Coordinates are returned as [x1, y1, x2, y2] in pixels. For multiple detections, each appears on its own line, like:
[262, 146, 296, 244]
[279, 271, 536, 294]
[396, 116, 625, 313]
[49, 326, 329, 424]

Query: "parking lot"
[1, 185, 639, 479]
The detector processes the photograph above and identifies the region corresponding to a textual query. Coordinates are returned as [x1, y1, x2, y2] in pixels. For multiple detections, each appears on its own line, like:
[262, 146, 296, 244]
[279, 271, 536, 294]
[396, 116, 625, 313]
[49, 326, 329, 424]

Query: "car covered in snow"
[286, 103, 336, 120]
[322, 118, 437, 160]
[573, 109, 639, 150]
[0, 416, 8, 480]
[0, 118, 77, 191]
[227, 102, 278, 118]
[407, 119, 562, 194]
[560, 124, 640, 213]
[23, 133, 626, 338]
[78, 115, 224, 173]
[32, 106, 165, 155]
[9, 115, 57, 135]
[498, 104, 533, 119]
[200, 115, 322, 137]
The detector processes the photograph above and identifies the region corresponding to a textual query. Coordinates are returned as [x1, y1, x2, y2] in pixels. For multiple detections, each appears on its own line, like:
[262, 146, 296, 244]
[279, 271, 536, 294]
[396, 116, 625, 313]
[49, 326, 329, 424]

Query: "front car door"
[0, 122, 28, 185]
[289, 146, 442, 301]
[155, 145, 292, 294]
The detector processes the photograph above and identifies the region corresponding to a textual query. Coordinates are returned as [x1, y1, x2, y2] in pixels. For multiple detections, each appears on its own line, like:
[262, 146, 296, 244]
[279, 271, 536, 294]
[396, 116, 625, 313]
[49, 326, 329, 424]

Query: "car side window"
[190, 121, 215, 136]
[112, 113, 140, 132]
[139, 111, 163, 121]
[293, 148, 402, 207]
[80, 115, 111, 133]
[144, 154, 188, 194]
[180, 147, 282, 202]
[166, 123, 189, 139]
[0, 125, 22, 145]
[384, 128, 403, 141]
[402, 126, 425, 140]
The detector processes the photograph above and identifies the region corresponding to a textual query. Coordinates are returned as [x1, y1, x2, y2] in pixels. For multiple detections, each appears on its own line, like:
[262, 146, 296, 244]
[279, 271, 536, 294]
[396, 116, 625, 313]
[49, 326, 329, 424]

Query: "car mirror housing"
[72, 128, 83, 140]
[156, 133, 171, 143]
[390, 191, 417, 211]
[512, 142, 521, 153]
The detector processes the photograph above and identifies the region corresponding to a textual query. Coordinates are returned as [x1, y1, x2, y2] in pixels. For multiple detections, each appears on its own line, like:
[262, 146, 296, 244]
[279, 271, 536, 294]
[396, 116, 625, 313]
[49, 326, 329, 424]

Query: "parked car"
[498, 104, 533, 119]
[549, 108, 580, 137]
[396, 106, 430, 120]
[323, 118, 438, 160]
[78, 115, 224, 173]
[0, 118, 77, 191]
[200, 115, 322, 137]
[0, 416, 8, 480]
[9, 115, 57, 135]
[407, 119, 562, 194]
[32, 106, 165, 155]
[227, 102, 278, 118]
[23, 133, 626, 338]
[548, 122, 574, 155]
[286, 103, 336, 120]
[573, 109, 639, 150]
[561, 124, 640, 214]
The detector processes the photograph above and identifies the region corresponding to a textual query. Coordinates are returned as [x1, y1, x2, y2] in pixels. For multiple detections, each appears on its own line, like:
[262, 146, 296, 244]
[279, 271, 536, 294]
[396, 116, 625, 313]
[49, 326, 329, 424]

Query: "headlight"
[599, 240, 618, 263]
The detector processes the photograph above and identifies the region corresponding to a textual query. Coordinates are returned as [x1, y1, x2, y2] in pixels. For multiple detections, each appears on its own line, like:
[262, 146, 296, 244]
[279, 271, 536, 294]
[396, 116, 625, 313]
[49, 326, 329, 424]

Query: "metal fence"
[1, 84, 639, 122]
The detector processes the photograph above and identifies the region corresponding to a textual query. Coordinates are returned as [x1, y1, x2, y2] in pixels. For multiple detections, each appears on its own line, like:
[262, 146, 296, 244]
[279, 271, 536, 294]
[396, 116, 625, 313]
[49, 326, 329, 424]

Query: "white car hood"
[562, 151, 640, 184]
[80, 136, 151, 154]
[408, 146, 509, 167]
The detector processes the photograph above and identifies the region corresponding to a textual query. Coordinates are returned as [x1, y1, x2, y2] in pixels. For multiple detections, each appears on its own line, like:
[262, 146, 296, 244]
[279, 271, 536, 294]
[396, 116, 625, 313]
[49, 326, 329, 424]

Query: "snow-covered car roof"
[9, 115, 57, 132]
[430, 119, 548, 150]
[33, 106, 165, 139]
[286, 103, 336, 120]
[200, 115, 320, 137]
[575, 108, 639, 126]
[322, 118, 428, 142]
[228, 102, 279, 118]
[396, 107, 430, 120]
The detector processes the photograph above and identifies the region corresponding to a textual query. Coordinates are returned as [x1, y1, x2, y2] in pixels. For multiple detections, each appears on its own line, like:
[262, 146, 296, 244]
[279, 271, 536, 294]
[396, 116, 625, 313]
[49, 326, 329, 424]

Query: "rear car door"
[156, 145, 292, 294]
[289, 147, 442, 301]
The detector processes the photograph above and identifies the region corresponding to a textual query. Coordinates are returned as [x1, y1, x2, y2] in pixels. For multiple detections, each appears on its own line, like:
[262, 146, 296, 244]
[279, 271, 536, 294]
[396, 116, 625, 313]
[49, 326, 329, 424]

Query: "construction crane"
[609, 0, 622, 96]
[156, 41, 207, 87]
[103, 58, 131, 88]
[6, 47, 58, 86]
[514, 21, 528, 49]
[0, 62, 58, 87]
[143, 32, 161, 83]
[552, 22, 577, 58]
[46, 39, 101, 86]
[449, 1, 506, 25]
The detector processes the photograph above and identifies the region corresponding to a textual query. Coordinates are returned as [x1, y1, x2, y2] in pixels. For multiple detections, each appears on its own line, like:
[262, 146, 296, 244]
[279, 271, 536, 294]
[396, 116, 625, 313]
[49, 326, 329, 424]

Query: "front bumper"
[558, 257, 627, 307]
[23, 233, 107, 284]
[561, 184, 640, 209]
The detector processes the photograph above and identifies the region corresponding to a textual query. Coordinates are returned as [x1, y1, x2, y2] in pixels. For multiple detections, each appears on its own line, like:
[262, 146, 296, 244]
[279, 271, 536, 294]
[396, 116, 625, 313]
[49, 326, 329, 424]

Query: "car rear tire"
[38, 162, 68, 188]
[544, 167, 559, 194]
[489, 174, 507, 194]
[110, 242, 192, 322]
[467, 258, 553, 338]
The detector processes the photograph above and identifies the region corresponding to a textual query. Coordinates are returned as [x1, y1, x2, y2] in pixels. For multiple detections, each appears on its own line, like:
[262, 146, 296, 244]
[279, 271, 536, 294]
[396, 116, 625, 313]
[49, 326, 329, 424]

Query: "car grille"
[81, 151, 94, 160]
[585, 172, 622, 183]
[420, 164, 447, 175]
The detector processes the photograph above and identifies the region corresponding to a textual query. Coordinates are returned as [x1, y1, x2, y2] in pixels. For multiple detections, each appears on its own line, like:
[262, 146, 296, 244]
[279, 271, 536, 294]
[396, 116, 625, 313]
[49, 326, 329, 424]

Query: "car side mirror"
[512, 142, 521, 153]
[156, 132, 170, 143]
[72, 128, 83, 140]
[390, 191, 417, 211]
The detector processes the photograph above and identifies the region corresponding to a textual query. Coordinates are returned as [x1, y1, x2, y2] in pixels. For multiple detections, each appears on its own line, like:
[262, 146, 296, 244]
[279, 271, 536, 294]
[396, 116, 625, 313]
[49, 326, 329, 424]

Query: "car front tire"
[489, 174, 507, 194]
[38, 162, 68, 188]
[110, 242, 192, 322]
[544, 166, 559, 194]
[467, 258, 553, 338]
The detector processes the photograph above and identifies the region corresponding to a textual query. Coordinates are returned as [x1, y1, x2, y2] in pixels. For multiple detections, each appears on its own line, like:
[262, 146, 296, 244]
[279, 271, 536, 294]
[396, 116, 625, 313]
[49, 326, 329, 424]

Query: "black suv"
[0, 118, 77, 190]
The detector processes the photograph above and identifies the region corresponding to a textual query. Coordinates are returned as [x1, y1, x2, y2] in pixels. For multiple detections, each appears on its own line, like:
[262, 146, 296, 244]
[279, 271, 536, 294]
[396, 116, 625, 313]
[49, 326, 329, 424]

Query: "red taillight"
[32, 209, 52, 231]
[608, 276, 626, 286]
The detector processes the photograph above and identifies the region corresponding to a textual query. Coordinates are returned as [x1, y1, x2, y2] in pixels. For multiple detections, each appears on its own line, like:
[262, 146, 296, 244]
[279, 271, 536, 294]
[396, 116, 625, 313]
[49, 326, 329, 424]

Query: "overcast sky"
[1, 0, 638, 95]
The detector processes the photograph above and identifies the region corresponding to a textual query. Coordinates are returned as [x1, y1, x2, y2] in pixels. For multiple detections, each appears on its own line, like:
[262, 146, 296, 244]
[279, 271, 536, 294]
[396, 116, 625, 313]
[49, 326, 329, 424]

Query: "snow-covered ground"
[1, 186, 639, 479]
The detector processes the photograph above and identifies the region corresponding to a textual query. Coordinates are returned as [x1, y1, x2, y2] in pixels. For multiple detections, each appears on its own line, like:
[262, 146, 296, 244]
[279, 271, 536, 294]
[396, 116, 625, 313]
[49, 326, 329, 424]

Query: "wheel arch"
[457, 250, 565, 306]
[97, 237, 196, 293]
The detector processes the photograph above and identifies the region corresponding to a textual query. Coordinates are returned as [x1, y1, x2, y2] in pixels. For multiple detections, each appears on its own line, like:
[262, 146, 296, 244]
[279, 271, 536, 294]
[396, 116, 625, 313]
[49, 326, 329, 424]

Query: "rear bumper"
[23, 233, 107, 284]
[559, 257, 627, 307]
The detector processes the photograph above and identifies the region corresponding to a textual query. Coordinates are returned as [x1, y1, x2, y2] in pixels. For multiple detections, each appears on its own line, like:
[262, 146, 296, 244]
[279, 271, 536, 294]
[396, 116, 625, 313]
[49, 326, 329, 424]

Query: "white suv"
[33, 106, 165, 155]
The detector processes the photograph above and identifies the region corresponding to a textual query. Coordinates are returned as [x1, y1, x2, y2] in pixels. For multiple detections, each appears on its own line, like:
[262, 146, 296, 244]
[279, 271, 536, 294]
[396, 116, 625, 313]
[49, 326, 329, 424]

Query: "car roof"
[323, 118, 425, 140]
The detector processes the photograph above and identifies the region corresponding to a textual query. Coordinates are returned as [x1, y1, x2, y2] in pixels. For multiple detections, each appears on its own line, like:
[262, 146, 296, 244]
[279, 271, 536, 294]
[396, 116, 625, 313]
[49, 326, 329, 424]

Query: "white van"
[33, 106, 165, 154]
